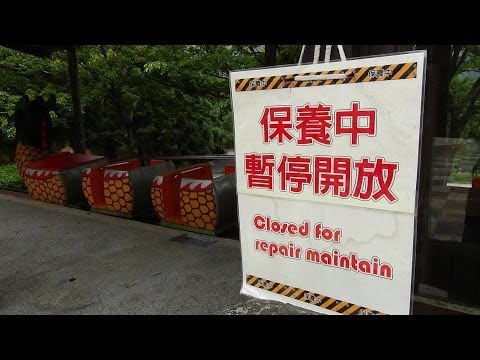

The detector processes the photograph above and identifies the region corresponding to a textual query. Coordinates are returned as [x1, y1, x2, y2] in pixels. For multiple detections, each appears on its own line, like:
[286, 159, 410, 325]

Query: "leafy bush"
[0, 163, 25, 190]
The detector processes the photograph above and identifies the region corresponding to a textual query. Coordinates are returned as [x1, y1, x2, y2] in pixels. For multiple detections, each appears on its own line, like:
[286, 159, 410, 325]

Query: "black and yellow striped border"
[235, 62, 417, 92]
[246, 274, 385, 315]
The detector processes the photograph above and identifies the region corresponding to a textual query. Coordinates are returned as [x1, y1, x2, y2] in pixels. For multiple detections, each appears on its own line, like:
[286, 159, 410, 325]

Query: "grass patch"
[448, 172, 472, 185]
[0, 163, 26, 190]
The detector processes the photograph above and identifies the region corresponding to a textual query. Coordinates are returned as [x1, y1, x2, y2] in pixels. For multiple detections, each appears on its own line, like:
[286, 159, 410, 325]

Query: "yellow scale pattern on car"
[179, 188, 216, 231]
[24, 175, 67, 206]
[103, 178, 134, 213]
[15, 142, 48, 179]
[81, 176, 95, 208]
[151, 187, 166, 220]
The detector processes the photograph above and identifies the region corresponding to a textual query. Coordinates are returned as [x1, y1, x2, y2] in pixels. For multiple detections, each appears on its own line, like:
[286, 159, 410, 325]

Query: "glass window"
[416, 45, 480, 312]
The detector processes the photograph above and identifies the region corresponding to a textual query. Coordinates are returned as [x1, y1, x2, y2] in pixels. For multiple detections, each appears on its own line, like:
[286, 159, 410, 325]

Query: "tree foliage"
[4, 44, 479, 162]
[445, 45, 480, 139]
[0, 45, 271, 159]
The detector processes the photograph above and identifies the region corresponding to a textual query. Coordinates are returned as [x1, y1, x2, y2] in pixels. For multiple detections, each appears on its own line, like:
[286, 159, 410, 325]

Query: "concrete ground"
[0, 192, 314, 315]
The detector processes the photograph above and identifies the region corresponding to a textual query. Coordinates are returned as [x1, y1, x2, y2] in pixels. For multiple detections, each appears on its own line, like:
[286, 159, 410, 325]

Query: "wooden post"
[429, 45, 450, 138]
[301, 45, 315, 63]
[264, 45, 277, 66]
[67, 47, 86, 154]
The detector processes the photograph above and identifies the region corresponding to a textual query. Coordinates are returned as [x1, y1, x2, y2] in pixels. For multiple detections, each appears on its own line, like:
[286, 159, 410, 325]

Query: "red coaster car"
[23, 152, 107, 206]
[151, 162, 237, 235]
[82, 159, 175, 218]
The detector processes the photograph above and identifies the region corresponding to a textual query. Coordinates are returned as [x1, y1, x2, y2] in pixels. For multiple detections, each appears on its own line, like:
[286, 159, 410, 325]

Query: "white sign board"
[230, 51, 426, 315]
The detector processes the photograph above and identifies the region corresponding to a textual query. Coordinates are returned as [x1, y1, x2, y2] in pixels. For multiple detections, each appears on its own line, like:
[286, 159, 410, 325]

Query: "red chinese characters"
[248, 101, 398, 203]
[259, 106, 294, 144]
[277, 155, 312, 193]
[259, 101, 377, 146]
[245, 153, 276, 190]
[245, 153, 399, 203]
[353, 157, 399, 203]
[314, 156, 351, 198]
[335, 101, 377, 146]
[295, 103, 333, 145]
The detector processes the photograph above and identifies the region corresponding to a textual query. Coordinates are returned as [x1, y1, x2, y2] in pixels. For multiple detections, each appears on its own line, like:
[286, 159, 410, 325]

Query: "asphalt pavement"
[0, 192, 314, 315]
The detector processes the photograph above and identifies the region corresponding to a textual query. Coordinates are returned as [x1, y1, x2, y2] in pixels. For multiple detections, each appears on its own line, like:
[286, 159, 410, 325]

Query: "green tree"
[448, 46, 480, 139]
[0, 46, 73, 150]
[0, 45, 266, 159]
[75, 45, 263, 158]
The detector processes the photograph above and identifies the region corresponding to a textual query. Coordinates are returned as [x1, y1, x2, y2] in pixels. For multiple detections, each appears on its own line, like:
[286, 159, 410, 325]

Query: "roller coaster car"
[151, 161, 237, 235]
[23, 152, 107, 206]
[81, 159, 175, 219]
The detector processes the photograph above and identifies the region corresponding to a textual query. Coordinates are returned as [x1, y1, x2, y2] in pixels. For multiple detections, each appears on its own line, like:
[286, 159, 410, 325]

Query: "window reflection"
[420, 45, 480, 308]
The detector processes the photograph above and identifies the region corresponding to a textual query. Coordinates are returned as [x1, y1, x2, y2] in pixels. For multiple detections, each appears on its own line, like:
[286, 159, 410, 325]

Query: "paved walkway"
[0, 192, 312, 315]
